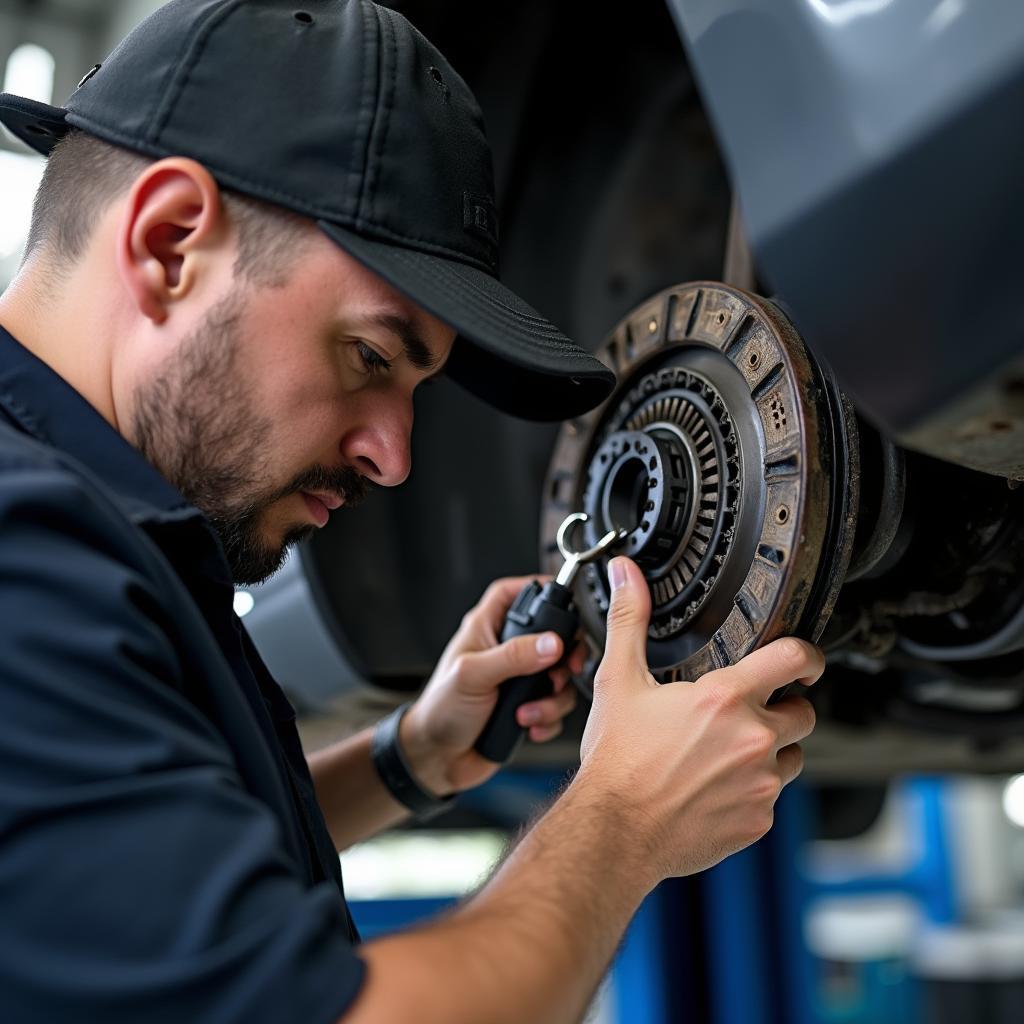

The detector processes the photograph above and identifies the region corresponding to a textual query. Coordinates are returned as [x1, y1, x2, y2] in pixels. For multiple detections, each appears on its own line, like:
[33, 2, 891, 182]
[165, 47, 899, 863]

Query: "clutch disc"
[541, 281, 858, 686]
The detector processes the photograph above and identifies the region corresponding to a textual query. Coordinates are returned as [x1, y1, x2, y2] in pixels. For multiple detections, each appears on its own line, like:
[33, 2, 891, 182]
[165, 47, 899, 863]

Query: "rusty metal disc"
[541, 281, 858, 687]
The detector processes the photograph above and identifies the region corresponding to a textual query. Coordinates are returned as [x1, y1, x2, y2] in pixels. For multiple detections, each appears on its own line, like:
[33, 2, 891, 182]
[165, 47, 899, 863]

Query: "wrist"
[568, 764, 665, 895]
[398, 703, 452, 798]
[370, 703, 456, 821]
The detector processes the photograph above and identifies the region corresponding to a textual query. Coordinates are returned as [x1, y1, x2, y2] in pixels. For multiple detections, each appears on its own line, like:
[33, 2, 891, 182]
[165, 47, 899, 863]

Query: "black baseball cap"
[0, 0, 615, 421]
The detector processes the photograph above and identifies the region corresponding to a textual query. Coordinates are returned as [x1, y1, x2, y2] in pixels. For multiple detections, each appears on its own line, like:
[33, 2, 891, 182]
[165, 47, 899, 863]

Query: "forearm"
[307, 715, 449, 851]
[344, 768, 657, 1024]
[307, 727, 409, 850]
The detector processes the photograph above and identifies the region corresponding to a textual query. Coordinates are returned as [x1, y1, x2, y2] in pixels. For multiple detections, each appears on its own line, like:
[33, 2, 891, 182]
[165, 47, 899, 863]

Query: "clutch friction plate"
[541, 282, 857, 687]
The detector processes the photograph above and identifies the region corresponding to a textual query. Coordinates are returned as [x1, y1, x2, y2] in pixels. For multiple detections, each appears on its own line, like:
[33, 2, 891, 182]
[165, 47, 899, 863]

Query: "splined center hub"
[580, 368, 742, 642]
[586, 429, 697, 570]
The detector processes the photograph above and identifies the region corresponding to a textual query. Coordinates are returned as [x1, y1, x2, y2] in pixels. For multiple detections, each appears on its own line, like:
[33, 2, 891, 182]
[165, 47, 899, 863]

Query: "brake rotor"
[541, 281, 859, 686]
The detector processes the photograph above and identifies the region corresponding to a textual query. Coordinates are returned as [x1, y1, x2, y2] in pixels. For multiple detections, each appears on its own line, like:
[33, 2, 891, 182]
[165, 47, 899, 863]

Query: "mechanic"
[0, 1, 823, 1022]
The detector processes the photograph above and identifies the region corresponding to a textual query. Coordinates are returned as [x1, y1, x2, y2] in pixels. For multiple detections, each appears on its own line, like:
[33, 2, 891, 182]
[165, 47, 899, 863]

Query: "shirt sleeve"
[0, 465, 365, 1024]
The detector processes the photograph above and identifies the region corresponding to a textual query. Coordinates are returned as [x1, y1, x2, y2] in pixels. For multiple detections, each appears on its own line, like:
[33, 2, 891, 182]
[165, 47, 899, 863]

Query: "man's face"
[130, 227, 455, 585]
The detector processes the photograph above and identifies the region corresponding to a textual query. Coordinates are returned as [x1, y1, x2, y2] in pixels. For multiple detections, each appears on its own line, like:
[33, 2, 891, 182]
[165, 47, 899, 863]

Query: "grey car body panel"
[669, 0, 1024, 441]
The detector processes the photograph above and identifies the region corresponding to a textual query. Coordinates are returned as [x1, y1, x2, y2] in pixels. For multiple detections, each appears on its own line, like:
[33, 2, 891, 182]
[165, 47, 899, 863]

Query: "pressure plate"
[541, 282, 858, 687]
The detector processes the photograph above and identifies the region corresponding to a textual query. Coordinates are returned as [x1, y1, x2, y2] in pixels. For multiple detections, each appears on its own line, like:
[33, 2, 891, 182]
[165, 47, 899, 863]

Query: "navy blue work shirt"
[0, 326, 365, 1023]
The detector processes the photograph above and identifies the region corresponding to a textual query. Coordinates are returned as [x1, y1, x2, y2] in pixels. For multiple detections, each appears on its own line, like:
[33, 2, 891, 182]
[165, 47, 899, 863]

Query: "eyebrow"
[355, 312, 444, 374]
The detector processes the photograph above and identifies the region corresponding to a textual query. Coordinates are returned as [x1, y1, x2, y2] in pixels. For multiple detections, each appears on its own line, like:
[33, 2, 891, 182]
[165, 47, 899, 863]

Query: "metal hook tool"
[555, 512, 628, 589]
[474, 511, 627, 763]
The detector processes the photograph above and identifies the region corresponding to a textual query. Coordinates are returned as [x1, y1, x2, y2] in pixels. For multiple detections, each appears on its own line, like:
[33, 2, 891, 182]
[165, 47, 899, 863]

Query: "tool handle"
[474, 580, 579, 764]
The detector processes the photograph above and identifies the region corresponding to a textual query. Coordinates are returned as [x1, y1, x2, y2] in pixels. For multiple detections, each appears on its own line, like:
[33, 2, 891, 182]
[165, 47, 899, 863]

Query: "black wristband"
[370, 703, 456, 821]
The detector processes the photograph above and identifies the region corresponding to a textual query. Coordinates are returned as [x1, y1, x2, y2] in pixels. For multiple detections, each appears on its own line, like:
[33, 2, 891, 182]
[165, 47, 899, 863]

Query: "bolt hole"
[293, 10, 314, 24]
[775, 506, 789, 525]
[749, 352, 760, 367]
[717, 312, 726, 324]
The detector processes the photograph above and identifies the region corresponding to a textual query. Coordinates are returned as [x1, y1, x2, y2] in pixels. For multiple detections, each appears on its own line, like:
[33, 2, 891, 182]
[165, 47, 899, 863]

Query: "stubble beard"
[131, 292, 368, 586]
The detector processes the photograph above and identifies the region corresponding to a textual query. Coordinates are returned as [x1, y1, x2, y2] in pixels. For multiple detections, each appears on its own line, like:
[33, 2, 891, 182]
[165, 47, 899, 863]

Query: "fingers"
[566, 638, 588, 677]
[595, 557, 652, 688]
[777, 743, 804, 786]
[453, 629, 564, 695]
[527, 721, 564, 744]
[517, 684, 577, 730]
[472, 575, 551, 632]
[765, 694, 817, 749]
[549, 665, 572, 691]
[700, 637, 825, 705]
[549, 640, 587, 690]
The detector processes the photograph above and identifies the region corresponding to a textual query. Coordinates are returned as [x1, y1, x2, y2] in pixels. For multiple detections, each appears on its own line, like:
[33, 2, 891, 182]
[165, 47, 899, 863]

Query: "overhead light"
[1002, 774, 1024, 828]
[3, 43, 56, 104]
[233, 591, 255, 618]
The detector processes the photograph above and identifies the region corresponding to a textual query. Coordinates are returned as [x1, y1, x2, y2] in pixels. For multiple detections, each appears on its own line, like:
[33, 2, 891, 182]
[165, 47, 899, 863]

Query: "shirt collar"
[0, 325, 201, 526]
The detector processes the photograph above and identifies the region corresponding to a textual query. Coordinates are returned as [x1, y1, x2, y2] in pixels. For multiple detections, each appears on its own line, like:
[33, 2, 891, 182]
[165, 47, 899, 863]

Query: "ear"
[115, 158, 226, 325]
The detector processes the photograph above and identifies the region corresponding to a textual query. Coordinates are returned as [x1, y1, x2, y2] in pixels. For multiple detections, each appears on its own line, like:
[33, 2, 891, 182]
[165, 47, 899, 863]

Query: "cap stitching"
[331, 216, 497, 272]
[353, 0, 382, 222]
[368, 8, 399, 224]
[386, 270, 591, 353]
[150, 0, 244, 145]
[401, 279, 573, 340]
[388, 247, 564, 326]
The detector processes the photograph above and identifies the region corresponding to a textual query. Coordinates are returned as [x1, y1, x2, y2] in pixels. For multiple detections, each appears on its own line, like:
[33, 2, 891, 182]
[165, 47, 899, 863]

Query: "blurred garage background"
[5, 2, 1024, 1022]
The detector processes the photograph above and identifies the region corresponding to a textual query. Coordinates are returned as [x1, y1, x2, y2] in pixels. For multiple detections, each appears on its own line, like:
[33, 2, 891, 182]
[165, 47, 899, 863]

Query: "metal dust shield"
[541, 281, 859, 690]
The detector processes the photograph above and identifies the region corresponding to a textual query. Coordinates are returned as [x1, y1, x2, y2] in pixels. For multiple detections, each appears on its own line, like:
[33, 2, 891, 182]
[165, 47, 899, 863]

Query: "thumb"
[598, 557, 652, 682]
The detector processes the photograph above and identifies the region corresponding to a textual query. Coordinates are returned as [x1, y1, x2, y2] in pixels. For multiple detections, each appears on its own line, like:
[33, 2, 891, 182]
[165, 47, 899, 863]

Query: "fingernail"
[608, 558, 627, 591]
[536, 633, 559, 658]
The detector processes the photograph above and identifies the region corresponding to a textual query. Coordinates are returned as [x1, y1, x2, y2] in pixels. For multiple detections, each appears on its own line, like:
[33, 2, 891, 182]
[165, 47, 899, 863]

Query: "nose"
[340, 392, 413, 487]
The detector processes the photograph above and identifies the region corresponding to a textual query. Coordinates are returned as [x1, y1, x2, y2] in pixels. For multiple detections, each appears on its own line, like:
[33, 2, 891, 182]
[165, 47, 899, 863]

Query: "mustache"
[281, 464, 373, 509]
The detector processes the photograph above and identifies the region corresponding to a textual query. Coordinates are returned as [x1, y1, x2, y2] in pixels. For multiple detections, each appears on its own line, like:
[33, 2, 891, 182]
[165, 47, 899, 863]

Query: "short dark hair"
[24, 129, 310, 287]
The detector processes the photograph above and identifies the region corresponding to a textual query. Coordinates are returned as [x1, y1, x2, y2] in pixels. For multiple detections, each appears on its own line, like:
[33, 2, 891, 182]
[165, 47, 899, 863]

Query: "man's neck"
[0, 257, 121, 432]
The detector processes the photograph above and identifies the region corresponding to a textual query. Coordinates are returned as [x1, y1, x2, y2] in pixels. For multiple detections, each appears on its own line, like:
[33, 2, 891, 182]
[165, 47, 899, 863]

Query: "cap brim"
[318, 221, 616, 422]
[0, 94, 71, 155]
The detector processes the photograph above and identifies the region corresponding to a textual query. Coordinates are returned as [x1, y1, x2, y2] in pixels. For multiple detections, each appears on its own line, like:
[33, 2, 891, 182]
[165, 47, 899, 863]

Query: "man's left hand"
[399, 576, 585, 796]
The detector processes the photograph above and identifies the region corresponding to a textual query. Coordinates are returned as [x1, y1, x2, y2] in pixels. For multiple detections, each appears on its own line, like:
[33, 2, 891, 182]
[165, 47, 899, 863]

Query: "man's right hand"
[349, 554, 825, 1024]
[578, 555, 824, 885]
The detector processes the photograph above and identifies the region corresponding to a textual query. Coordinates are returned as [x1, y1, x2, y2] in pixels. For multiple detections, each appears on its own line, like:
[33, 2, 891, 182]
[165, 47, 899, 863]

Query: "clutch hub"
[541, 281, 858, 686]
[580, 372, 741, 640]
